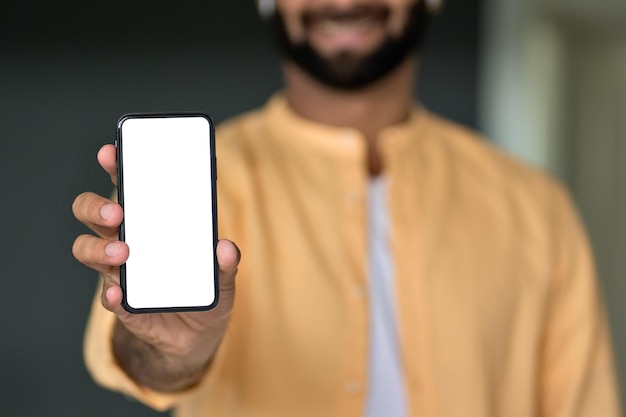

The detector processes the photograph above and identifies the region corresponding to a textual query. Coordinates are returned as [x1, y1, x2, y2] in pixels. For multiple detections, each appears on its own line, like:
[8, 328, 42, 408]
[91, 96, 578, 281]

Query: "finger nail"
[100, 204, 114, 220]
[105, 287, 116, 304]
[105, 242, 121, 257]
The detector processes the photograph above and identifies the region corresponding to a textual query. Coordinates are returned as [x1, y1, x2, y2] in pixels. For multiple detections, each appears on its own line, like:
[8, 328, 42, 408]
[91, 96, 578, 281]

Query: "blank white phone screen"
[119, 116, 216, 311]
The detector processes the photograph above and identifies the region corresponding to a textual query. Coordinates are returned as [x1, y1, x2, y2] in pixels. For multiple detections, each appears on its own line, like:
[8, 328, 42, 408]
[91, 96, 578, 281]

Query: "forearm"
[111, 320, 214, 392]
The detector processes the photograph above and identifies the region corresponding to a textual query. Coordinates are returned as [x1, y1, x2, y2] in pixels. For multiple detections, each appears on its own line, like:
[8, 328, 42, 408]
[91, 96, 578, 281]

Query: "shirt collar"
[260, 93, 430, 158]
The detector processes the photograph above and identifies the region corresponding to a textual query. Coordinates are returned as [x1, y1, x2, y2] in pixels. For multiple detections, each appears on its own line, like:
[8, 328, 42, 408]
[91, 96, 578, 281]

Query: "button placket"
[345, 380, 363, 395]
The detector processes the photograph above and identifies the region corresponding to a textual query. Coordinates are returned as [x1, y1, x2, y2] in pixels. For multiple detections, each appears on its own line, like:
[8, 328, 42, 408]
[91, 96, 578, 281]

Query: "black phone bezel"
[116, 112, 220, 314]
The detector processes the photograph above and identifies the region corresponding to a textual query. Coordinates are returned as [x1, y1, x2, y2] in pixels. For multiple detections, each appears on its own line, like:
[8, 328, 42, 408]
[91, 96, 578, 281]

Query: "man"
[72, 0, 621, 416]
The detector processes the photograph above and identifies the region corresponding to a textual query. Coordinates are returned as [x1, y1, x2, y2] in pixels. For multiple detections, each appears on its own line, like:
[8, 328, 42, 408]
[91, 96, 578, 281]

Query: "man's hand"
[73, 144, 239, 392]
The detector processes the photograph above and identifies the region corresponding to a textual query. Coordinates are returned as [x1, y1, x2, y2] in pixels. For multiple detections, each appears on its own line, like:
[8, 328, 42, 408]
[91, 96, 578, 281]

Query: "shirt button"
[346, 190, 362, 204]
[353, 284, 366, 299]
[345, 381, 362, 395]
[340, 131, 355, 142]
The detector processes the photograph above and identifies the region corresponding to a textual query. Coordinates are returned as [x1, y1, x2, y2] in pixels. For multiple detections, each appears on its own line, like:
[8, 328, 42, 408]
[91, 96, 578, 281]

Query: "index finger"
[72, 191, 123, 239]
[97, 144, 117, 185]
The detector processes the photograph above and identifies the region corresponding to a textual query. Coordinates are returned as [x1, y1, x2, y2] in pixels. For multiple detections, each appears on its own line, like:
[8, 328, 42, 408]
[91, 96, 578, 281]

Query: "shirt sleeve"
[539, 185, 622, 416]
[82, 278, 216, 411]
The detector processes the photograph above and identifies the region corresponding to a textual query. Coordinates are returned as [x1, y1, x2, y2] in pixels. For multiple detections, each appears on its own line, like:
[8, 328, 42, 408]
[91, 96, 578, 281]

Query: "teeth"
[304, 6, 387, 38]
[317, 16, 376, 34]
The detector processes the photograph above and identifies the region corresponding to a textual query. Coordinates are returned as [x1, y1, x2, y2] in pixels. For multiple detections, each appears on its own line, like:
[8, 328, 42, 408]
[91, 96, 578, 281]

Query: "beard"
[268, 1, 430, 90]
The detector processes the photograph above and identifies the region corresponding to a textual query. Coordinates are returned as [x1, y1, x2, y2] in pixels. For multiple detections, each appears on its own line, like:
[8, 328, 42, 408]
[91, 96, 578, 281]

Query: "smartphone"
[116, 113, 218, 313]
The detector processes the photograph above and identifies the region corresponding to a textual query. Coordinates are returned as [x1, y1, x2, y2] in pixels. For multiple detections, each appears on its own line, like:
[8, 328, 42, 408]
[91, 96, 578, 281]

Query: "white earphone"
[258, 0, 276, 18]
[425, 0, 442, 8]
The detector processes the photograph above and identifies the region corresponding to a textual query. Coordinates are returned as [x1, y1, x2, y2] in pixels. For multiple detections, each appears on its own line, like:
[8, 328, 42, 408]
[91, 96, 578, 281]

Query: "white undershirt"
[365, 176, 408, 417]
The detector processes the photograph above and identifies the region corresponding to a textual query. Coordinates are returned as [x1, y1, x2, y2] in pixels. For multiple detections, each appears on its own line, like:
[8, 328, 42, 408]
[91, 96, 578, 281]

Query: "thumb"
[216, 239, 240, 299]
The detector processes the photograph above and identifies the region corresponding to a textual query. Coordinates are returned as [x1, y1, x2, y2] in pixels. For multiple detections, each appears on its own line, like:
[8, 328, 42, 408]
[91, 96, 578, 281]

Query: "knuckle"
[72, 234, 87, 258]
[73, 192, 100, 222]
[71, 193, 88, 217]
[73, 235, 107, 265]
[86, 193, 101, 218]
[220, 269, 237, 292]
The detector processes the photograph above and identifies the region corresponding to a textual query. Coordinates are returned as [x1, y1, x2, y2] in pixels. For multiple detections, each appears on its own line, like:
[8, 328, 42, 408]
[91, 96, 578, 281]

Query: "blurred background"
[0, 0, 624, 415]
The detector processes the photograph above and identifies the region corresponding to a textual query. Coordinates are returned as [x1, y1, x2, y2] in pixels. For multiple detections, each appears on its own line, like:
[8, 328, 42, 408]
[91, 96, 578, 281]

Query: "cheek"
[276, 0, 308, 42]
[387, 0, 417, 36]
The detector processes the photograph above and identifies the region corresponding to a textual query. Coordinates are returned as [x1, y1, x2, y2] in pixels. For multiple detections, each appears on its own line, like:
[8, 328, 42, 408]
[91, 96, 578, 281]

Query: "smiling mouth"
[303, 6, 390, 36]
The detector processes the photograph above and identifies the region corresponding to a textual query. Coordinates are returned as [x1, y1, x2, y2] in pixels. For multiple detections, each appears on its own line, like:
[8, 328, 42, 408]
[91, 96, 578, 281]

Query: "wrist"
[112, 320, 214, 392]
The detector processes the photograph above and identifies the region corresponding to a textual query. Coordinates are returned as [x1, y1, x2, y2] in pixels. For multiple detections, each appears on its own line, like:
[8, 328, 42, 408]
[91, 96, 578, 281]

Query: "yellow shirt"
[84, 95, 621, 417]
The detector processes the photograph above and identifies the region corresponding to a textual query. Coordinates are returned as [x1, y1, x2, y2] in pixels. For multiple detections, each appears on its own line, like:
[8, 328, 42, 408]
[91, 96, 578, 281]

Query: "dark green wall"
[0, 1, 480, 415]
